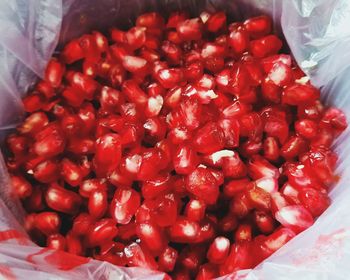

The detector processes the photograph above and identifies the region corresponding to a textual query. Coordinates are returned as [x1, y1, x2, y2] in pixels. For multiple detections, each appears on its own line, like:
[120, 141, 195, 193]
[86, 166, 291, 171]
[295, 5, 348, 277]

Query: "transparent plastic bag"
[1, 0, 350, 279]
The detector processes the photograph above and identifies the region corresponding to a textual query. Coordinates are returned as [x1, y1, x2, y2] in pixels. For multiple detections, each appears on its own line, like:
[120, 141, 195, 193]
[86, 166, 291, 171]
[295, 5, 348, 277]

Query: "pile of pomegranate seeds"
[3, 10, 348, 279]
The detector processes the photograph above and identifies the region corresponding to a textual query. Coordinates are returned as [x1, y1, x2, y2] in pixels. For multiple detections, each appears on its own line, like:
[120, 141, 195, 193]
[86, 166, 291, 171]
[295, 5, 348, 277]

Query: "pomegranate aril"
[235, 224, 252, 242]
[61, 39, 84, 64]
[205, 12, 226, 33]
[261, 54, 292, 72]
[88, 190, 108, 219]
[298, 187, 330, 217]
[222, 152, 247, 178]
[33, 159, 60, 183]
[250, 35, 282, 58]
[283, 162, 324, 190]
[45, 183, 82, 214]
[141, 173, 172, 200]
[267, 61, 293, 87]
[45, 58, 65, 88]
[219, 242, 253, 275]
[282, 83, 320, 105]
[18, 112, 49, 135]
[10, 175, 32, 199]
[184, 199, 206, 222]
[110, 188, 141, 224]
[207, 236, 230, 264]
[196, 263, 218, 280]
[254, 211, 275, 234]
[186, 166, 219, 205]
[230, 192, 251, 218]
[169, 217, 200, 243]
[177, 18, 203, 41]
[192, 122, 225, 154]
[61, 158, 83, 187]
[255, 227, 295, 262]
[321, 107, 347, 131]
[93, 133, 121, 177]
[246, 186, 271, 211]
[86, 218, 118, 247]
[72, 213, 94, 236]
[280, 135, 308, 160]
[124, 242, 158, 270]
[295, 119, 318, 139]
[47, 233, 66, 251]
[263, 136, 280, 161]
[156, 68, 184, 89]
[281, 182, 301, 205]
[34, 212, 61, 236]
[125, 27, 146, 50]
[275, 205, 314, 233]
[136, 221, 166, 254]
[244, 15, 272, 38]
[247, 155, 280, 180]
[228, 26, 249, 55]
[151, 194, 178, 227]
[66, 71, 98, 100]
[178, 245, 206, 272]
[158, 246, 178, 272]
[33, 123, 66, 158]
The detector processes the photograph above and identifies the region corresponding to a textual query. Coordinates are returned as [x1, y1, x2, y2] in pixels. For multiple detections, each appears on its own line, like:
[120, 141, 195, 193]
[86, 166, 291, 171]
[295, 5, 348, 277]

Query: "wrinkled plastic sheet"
[1, 0, 350, 279]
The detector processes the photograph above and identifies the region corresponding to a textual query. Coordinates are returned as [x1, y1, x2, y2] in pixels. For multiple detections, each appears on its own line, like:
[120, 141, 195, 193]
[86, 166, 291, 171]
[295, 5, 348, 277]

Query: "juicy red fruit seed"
[6, 10, 347, 279]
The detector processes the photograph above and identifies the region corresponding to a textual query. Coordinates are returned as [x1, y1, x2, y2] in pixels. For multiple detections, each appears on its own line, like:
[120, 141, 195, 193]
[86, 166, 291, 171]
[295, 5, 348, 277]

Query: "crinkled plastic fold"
[0, 0, 350, 279]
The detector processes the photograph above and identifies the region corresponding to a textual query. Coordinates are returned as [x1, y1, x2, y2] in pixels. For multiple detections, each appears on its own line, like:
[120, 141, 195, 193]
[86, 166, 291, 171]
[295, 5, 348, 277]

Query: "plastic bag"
[1, 0, 350, 279]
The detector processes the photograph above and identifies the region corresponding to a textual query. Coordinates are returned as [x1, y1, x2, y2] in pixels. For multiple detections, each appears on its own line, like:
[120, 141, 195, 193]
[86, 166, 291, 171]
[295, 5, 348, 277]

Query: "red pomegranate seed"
[136, 221, 166, 254]
[110, 188, 141, 224]
[219, 242, 253, 275]
[184, 199, 206, 222]
[18, 112, 49, 135]
[207, 236, 230, 264]
[33, 123, 66, 158]
[124, 242, 158, 270]
[72, 213, 94, 236]
[186, 166, 219, 205]
[235, 223, 252, 242]
[45, 183, 82, 214]
[45, 58, 65, 88]
[60, 158, 83, 187]
[254, 227, 295, 262]
[254, 211, 275, 234]
[88, 190, 108, 219]
[298, 187, 330, 217]
[10, 175, 32, 199]
[247, 155, 280, 180]
[34, 212, 61, 236]
[275, 205, 314, 233]
[158, 246, 178, 272]
[244, 15, 272, 38]
[169, 217, 200, 243]
[86, 218, 118, 247]
[282, 83, 320, 105]
[206, 12, 226, 33]
[228, 26, 249, 55]
[192, 122, 225, 154]
[47, 233, 66, 251]
[250, 35, 282, 58]
[177, 18, 203, 41]
[263, 136, 280, 161]
[33, 159, 60, 183]
[246, 186, 271, 211]
[93, 133, 121, 177]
